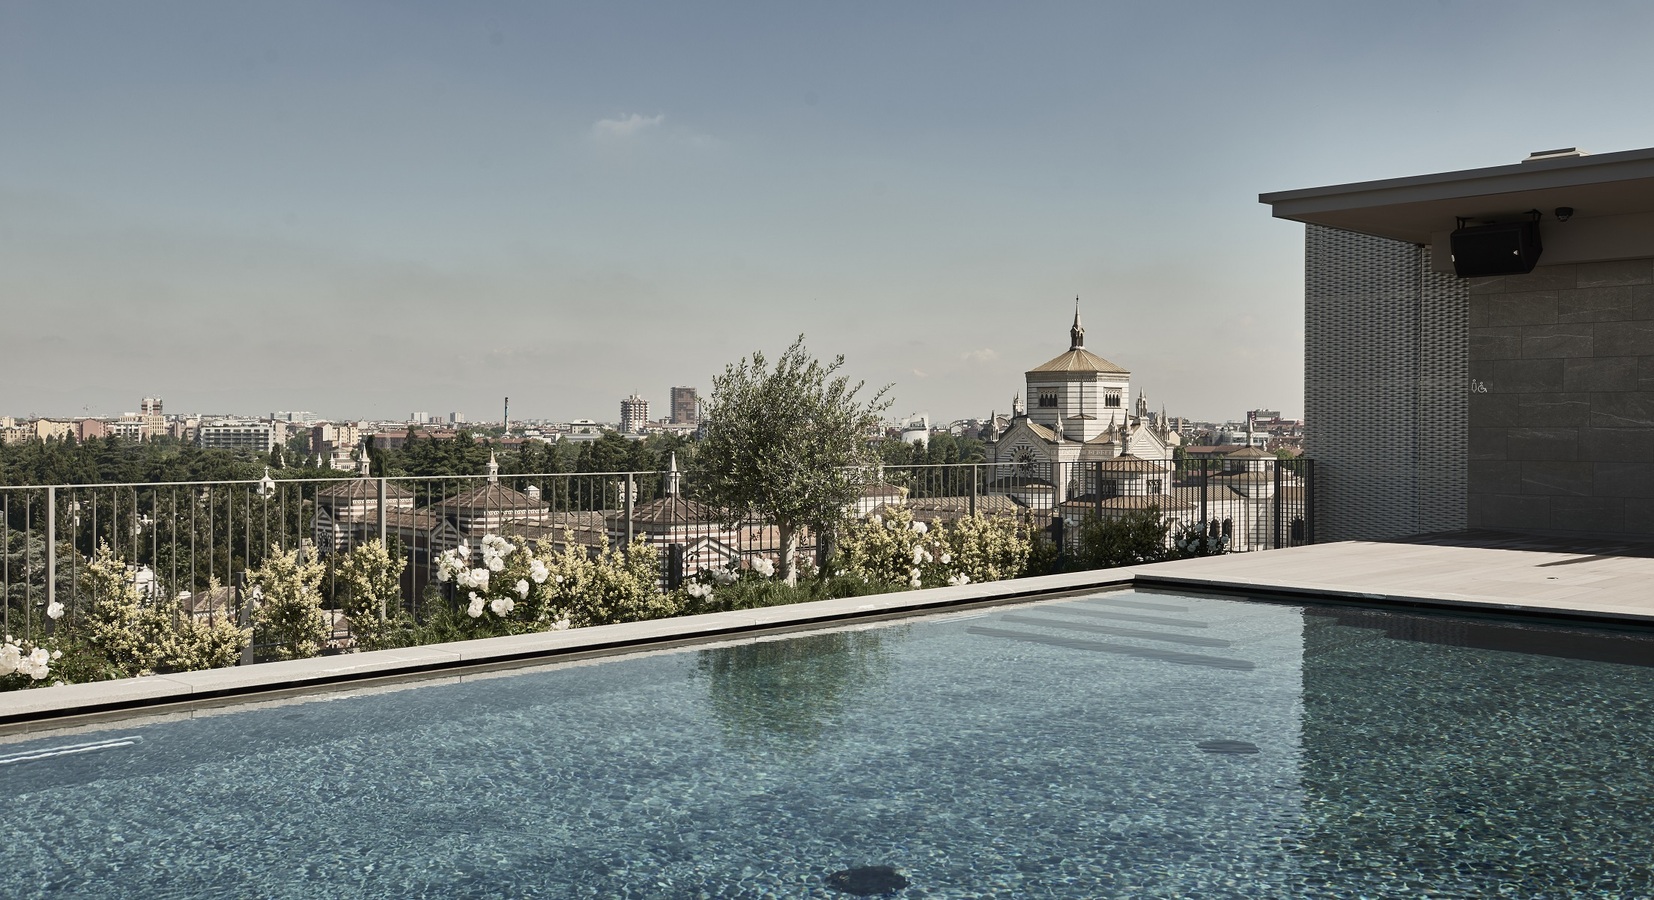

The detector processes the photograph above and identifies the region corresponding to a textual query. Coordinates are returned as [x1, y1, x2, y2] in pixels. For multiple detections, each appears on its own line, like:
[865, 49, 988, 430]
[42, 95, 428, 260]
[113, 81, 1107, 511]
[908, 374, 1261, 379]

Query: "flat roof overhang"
[1259, 146, 1654, 243]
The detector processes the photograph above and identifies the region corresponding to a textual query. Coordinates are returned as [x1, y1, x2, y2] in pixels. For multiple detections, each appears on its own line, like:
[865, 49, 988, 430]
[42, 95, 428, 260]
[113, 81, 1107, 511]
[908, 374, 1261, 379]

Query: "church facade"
[987, 303, 1179, 506]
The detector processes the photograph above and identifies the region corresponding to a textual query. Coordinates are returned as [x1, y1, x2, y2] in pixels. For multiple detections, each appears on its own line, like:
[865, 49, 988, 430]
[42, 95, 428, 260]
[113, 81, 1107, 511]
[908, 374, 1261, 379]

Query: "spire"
[357, 448, 370, 477]
[1119, 418, 1131, 456]
[1070, 297, 1085, 350]
[665, 451, 681, 497]
[487, 450, 499, 483]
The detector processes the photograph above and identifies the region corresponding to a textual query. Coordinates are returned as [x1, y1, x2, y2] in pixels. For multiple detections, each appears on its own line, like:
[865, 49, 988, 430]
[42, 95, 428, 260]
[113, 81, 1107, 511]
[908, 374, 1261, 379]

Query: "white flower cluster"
[480, 534, 515, 572]
[436, 541, 491, 591]
[685, 582, 714, 600]
[709, 567, 739, 586]
[46, 600, 65, 620]
[1173, 528, 1231, 556]
[750, 557, 776, 578]
[439, 534, 545, 622]
[1, 636, 59, 682]
[469, 591, 516, 619]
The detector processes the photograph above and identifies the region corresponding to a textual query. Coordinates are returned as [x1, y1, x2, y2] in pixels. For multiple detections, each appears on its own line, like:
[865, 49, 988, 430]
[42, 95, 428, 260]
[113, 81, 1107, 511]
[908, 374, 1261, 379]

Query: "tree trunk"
[779, 523, 800, 586]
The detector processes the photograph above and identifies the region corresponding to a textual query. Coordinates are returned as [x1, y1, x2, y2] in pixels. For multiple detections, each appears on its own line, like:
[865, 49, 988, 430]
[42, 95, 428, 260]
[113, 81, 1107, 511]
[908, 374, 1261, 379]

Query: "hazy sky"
[5, 1, 1654, 424]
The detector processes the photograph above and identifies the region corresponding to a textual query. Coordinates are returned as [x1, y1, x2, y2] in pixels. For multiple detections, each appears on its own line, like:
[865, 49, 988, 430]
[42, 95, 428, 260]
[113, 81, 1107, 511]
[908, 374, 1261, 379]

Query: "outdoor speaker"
[1450, 220, 1542, 277]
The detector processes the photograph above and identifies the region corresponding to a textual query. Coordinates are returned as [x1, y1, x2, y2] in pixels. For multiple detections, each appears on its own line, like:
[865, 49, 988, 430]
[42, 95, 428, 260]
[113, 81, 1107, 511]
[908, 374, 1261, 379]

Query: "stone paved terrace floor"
[1136, 538, 1654, 626]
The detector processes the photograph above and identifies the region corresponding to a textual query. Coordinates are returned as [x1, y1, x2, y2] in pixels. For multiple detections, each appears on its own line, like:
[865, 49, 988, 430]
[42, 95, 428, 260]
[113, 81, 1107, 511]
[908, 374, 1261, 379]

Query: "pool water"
[3, 590, 1652, 898]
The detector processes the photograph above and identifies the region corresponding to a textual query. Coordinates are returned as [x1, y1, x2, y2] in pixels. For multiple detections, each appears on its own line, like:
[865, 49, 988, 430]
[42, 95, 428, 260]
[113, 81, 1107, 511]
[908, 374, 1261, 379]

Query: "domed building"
[988, 301, 1178, 505]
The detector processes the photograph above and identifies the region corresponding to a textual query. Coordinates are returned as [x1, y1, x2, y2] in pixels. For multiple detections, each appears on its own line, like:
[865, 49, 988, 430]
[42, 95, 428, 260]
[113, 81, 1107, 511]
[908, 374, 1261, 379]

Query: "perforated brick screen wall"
[1305, 225, 1468, 540]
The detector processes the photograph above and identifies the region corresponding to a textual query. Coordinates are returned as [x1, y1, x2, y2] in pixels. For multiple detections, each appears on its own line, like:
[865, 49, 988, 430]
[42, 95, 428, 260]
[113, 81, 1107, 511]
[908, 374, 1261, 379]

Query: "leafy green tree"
[691, 335, 891, 583]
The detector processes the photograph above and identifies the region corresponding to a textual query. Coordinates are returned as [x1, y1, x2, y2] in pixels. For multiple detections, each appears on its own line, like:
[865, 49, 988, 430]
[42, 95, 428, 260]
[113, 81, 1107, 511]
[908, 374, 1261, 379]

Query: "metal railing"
[1, 456, 1313, 645]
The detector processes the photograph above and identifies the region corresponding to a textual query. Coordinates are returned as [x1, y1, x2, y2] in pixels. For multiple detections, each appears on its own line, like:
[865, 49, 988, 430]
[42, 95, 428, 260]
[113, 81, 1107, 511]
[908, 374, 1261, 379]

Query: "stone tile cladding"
[1467, 257, 1654, 535]
[1305, 225, 1468, 540]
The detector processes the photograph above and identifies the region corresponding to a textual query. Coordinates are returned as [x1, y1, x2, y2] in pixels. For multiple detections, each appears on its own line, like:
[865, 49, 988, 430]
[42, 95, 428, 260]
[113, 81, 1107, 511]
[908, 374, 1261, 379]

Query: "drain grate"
[826, 865, 910, 896]
[1196, 739, 1260, 755]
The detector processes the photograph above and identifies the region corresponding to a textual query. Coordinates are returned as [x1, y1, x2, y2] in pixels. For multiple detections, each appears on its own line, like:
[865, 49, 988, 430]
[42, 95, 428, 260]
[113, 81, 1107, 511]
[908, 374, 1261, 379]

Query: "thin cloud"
[962, 348, 998, 364]
[591, 113, 664, 140]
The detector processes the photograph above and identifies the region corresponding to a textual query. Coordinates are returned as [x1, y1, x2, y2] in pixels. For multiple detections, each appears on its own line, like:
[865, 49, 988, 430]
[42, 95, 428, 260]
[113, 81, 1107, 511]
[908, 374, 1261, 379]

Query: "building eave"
[1259, 146, 1654, 244]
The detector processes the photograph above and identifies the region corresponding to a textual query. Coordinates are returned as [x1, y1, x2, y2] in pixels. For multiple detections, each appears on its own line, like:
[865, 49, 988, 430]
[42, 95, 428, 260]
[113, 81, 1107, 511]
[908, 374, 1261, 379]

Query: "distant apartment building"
[198, 419, 279, 453]
[670, 386, 698, 425]
[620, 394, 649, 433]
[140, 397, 164, 437]
[77, 418, 108, 441]
[1262, 145, 1654, 540]
[108, 418, 148, 442]
[449, 412, 466, 425]
[30, 420, 72, 442]
[311, 422, 361, 469]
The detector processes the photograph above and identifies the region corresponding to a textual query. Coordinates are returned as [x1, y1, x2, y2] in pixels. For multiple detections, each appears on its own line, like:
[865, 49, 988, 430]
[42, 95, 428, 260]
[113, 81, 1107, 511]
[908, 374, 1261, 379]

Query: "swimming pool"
[2, 589, 1652, 898]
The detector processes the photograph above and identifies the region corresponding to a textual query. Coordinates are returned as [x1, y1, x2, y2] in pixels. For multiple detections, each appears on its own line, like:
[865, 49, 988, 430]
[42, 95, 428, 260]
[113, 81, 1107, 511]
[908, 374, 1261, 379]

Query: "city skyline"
[6, 2, 1654, 422]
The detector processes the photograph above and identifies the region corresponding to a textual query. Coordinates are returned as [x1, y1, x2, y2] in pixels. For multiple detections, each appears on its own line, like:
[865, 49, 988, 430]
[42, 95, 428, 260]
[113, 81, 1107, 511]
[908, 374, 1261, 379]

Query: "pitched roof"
[316, 479, 415, 501]
[1091, 454, 1167, 473]
[622, 495, 724, 525]
[1227, 447, 1275, 459]
[1027, 348, 1129, 375]
[432, 482, 546, 512]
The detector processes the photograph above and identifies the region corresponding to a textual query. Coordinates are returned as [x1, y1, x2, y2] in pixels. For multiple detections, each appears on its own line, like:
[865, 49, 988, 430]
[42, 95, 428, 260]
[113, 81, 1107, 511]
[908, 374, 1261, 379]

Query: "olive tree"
[691, 336, 891, 584]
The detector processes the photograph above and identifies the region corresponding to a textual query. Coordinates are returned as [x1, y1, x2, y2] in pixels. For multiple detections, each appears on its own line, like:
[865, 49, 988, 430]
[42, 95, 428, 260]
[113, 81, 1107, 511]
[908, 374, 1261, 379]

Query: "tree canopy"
[690, 335, 890, 583]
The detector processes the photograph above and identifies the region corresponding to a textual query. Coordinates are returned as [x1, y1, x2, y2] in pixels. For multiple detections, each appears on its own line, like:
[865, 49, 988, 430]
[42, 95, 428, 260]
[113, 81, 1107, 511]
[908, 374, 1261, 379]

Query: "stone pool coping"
[8, 540, 1654, 734]
[0, 564, 1143, 733]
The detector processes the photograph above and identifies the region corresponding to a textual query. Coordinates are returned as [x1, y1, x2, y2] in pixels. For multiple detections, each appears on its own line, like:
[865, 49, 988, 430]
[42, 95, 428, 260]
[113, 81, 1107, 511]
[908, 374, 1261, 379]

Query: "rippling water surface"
[3, 590, 1652, 898]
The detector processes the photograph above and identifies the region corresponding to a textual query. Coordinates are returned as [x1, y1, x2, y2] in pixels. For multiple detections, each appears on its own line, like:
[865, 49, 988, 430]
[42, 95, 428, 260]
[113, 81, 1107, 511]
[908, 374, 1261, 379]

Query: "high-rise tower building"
[670, 386, 698, 425]
[140, 397, 164, 439]
[620, 394, 649, 433]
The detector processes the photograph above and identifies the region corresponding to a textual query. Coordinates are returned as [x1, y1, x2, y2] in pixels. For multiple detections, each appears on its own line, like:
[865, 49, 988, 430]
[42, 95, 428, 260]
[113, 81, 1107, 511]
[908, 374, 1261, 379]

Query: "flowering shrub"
[938, 513, 1035, 585]
[436, 532, 672, 633]
[679, 555, 789, 610]
[338, 540, 410, 651]
[437, 533, 566, 634]
[834, 508, 1031, 590]
[79, 543, 249, 676]
[555, 536, 674, 628]
[248, 541, 329, 661]
[1172, 523, 1230, 558]
[0, 634, 59, 690]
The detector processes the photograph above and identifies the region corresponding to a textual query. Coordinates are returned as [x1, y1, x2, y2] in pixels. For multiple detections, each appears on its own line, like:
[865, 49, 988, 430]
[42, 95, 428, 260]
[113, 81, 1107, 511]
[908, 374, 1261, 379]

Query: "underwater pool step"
[1058, 607, 1210, 629]
[966, 625, 1255, 671]
[997, 614, 1235, 648]
[1082, 596, 1191, 613]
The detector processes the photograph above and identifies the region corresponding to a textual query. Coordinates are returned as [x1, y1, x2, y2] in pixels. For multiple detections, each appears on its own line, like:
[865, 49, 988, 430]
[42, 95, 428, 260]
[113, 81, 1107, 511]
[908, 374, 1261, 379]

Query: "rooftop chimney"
[1522, 147, 1588, 163]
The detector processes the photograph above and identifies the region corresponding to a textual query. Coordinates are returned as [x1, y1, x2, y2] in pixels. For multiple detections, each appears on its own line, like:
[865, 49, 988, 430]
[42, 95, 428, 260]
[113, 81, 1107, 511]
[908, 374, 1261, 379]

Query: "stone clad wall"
[1468, 258, 1654, 535]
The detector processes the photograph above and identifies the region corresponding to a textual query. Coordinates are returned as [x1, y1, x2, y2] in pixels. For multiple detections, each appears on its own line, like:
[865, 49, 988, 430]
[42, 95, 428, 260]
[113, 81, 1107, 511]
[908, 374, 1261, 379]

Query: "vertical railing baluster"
[45, 485, 55, 637]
